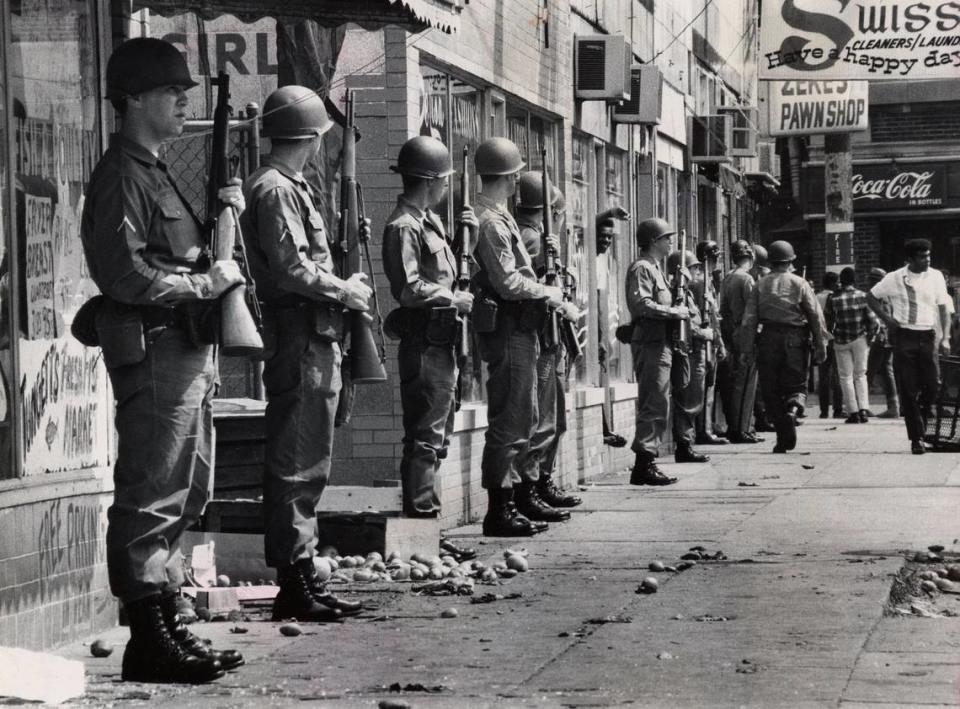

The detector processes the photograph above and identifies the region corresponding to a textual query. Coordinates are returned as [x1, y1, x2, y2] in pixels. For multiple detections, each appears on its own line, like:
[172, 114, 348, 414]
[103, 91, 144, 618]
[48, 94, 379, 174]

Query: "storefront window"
[0, 12, 11, 476]
[10, 0, 110, 475]
[601, 149, 626, 381]
[568, 134, 592, 384]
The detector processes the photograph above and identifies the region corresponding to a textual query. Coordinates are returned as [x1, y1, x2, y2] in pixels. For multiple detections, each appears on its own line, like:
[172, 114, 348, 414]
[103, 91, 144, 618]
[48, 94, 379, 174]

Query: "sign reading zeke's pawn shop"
[770, 80, 869, 135]
[760, 0, 960, 80]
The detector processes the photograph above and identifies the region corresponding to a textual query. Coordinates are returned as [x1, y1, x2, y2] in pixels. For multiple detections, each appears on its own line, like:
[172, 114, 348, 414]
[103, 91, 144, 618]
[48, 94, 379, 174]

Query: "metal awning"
[133, 0, 461, 33]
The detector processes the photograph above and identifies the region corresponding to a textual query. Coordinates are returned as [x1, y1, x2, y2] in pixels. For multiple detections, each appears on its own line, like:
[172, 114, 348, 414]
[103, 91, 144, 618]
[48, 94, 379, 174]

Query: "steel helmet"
[516, 171, 561, 208]
[474, 137, 525, 176]
[106, 38, 198, 100]
[730, 239, 754, 261]
[262, 86, 331, 139]
[767, 240, 796, 263]
[667, 250, 700, 272]
[635, 217, 676, 249]
[695, 240, 721, 263]
[752, 243, 769, 266]
[390, 136, 454, 179]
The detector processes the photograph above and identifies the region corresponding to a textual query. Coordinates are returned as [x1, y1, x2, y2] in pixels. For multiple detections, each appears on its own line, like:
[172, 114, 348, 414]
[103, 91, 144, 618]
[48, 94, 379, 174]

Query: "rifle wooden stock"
[560, 265, 583, 361]
[456, 146, 471, 363]
[208, 72, 262, 357]
[672, 228, 689, 350]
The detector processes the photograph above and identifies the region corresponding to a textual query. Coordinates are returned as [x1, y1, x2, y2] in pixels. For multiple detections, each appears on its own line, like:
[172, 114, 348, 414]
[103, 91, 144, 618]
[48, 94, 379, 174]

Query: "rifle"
[671, 228, 689, 352]
[560, 262, 583, 362]
[334, 90, 387, 427]
[541, 154, 561, 350]
[701, 250, 713, 366]
[207, 71, 262, 356]
[456, 146, 471, 364]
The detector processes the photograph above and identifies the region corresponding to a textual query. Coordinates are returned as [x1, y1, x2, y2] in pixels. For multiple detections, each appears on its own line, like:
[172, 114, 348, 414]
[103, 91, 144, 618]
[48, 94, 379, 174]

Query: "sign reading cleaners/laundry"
[852, 163, 946, 210]
[760, 0, 960, 80]
[770, 80, 869, 135]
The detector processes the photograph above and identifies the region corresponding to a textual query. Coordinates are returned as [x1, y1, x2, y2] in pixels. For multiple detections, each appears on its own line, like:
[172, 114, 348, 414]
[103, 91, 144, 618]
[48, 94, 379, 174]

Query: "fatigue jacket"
[473, 195, 545, 302]
[382, 196, 456, 308]
[80, 134, 214, 305]
[625, 255, 674, 344]
[741, 271, 825, 350]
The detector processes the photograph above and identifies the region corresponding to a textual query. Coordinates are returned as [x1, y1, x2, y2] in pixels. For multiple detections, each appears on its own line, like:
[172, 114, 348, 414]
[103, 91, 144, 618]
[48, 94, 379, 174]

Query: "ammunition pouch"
[95, 299, 146, 369]
[261, 298, 344, 348]
[615, 322, 635, 345]
[426, 306, 459, 347]
[472, 295, 499, 334]
[71, 295, 105, 347]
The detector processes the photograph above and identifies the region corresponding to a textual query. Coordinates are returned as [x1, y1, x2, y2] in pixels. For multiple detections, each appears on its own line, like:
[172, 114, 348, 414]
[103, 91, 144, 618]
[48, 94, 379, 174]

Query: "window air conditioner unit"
[718, 105, 758, 157]
[574, 34, 632, 102]
[688, 114, 732, 163]
[613, 64, 663, 124]
[758, 141, 780, 179]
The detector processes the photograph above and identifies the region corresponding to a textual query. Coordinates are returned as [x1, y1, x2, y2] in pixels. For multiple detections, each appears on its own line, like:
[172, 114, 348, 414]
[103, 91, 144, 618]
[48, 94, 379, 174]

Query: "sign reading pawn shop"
[770, 80, 869, 136]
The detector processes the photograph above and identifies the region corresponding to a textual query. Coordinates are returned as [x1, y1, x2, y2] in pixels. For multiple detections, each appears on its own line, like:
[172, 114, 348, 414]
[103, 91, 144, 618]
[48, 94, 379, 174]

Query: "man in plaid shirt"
[825, 267, 878, 424]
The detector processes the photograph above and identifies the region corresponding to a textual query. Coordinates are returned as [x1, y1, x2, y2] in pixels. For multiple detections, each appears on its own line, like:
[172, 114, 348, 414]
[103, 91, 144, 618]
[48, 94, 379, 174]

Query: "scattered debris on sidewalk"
[735, 659, 764, 674]
[801, 464, 815, 470]
[885, 549, 960, 618]
[693, 614, 736, 622]
[89, 639, 113, 657]
[636, 577, 659, 594]
[737, 481, 758, 487]
[656, 651, 674, 660]
[471, 592, 523, 604]
[440, 607, 459, 618]
[586, 614, 633, 624]
[387, 682, 448, 694]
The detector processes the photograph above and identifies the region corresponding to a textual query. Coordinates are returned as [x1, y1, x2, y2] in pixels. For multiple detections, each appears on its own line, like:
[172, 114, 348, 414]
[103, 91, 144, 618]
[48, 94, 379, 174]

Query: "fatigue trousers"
[262, 311, 341, 568]
[695, 355, 717, 438]
[106, 327, 215, 603]
[521, 342, 567, 480]
[631, 339, 673, 459]
[756, 325, 810, 424]
[867, 340, 899, 411]
[717, 337, 757, 437]
[891, 329, 939, 443]
[398, 336, 457, 516]
[478, 314, 540, 489]
[674, 345, 706, 447]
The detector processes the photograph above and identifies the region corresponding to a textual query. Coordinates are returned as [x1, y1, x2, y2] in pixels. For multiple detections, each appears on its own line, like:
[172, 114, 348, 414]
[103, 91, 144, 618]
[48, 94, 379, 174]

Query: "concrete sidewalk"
[58, 412, 960, 707]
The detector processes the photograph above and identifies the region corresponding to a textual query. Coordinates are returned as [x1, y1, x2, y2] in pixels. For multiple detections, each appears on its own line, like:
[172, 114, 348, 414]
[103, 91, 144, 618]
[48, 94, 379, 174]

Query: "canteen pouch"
[383, 308, 404, 341]
[95, 300, 146, 369]
[71, 295, 105, 347]
[615, 323, 635, 344]
[427, 306, 459, 347]
[313, 303, 344, 343]
[472, 296, 498, 333]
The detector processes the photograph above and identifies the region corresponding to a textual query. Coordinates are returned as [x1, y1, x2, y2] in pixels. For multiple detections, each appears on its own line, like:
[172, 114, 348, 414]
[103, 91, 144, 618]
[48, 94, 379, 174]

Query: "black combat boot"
[780, 404, 799, 451]
[122, 594, 224, 684]
[482, 488, 543, 537]
[160, 592, 244, 671]
[674, 443, 709, 463]
[301, 559, 364, 615]
[516, 482, 571, 522]
[536, 473, 582, 508]
[629, 453, 677, 486]
[272, 560, 345, 622]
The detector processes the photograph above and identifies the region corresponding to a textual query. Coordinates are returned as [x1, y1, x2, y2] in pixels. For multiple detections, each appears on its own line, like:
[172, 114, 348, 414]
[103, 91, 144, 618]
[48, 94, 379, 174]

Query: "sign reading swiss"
[760, 0, 960, 80]
[770, 80, 869, 135]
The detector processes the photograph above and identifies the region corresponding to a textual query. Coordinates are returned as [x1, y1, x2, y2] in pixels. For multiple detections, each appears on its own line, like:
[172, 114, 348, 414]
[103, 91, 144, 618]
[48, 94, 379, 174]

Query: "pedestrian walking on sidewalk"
[515, 172, 582, 516]
[241, 86, 368, 622]
[816, 271, 844, 418]
[824, 267, 878, 424]
[471, 138, 570, 536]
[865, 267, 900, 418]
[79, 38, 246, 684]
[717, 240, 761, 444]
[739, 240, 827, 453]
[625, 218, 689, 485]
[867, 239, 953, 454]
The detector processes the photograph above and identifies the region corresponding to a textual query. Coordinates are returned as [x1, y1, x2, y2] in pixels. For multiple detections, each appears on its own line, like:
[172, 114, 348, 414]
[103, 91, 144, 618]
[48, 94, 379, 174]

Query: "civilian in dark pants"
[868, 239, 952, 454]
[740, 240, 826, 454]
[816, 271, 843, 418]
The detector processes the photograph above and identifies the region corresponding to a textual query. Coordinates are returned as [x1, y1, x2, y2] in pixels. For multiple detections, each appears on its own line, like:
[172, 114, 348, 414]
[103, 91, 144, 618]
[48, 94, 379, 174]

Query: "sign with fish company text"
[770, 80, 868, 135]
[760, 0, 960, 80]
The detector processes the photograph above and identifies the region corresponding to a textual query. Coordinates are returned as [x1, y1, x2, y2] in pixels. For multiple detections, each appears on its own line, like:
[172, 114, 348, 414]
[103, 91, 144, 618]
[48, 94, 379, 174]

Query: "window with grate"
[870, 102, 960, 143]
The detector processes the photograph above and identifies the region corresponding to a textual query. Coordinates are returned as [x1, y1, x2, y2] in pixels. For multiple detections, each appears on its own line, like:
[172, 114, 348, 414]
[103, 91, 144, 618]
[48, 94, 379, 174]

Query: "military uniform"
[691, 275, 725, 444]
[474, 194, 547, 492]
[626, 254, 675, 461]
[740, 244, 825, 453]
[382, 196, 459, 517]
[717, 266, 758, 440]
[673, 288, 710, 456]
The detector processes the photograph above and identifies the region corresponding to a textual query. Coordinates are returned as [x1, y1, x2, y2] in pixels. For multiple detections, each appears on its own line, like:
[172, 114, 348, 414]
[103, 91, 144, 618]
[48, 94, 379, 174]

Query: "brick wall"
[870, 102, 960, 143]
[0, 494, 114, 650]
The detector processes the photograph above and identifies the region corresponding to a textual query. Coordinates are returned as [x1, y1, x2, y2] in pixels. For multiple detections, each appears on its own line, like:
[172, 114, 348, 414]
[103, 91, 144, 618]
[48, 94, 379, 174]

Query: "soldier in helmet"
[625, 218, 689, 485]
[241, 85, 371, 622]
[471, 138, 572, 536]
[667, 249, 716, 463]
[739, 240, 826, 453]
[514, 171, 581, 519]
[80, 37, 246, 684]
[748, 243, 776, 433]
[692, 240, 727, 446]
[381, 136, 475, 521]
[717, 240, 761, 444]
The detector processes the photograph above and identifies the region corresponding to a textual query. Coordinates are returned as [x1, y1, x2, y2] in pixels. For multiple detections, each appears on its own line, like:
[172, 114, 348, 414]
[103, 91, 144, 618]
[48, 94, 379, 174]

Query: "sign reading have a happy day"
[760, 0, 960, 80]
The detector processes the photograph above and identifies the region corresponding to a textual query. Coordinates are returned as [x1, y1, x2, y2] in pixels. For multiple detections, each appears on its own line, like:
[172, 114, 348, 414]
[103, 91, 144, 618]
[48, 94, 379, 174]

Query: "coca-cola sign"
[851, 163, 945, 210]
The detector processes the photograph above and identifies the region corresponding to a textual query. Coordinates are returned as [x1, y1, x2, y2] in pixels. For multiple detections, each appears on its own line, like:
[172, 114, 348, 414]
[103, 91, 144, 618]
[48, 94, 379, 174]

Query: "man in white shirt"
[867, 239, 952, 454]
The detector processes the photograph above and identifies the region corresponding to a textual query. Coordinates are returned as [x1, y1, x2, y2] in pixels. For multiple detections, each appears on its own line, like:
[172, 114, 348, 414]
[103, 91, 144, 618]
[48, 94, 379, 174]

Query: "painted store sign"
[851, 163, 946, 209]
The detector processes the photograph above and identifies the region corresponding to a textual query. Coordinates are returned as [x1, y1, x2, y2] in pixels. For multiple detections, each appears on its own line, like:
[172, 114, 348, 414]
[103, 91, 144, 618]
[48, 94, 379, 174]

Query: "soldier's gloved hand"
[558, 301, 581, 322]
[544, 285, 564, 308]
[452, 289, 474, 314]
[218, 179, 245, 214]
[545, 232, 561, 253]
[342, 272, 372, 311]
[209, 259, 245, 298]
[671, 305, 690, 320]
[359, 217, 373, 243]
